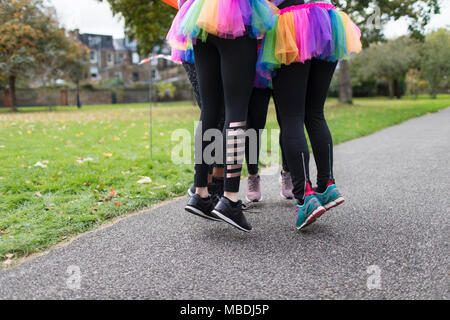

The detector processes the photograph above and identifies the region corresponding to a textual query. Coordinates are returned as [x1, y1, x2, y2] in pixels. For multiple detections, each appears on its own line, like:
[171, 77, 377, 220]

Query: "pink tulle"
[279, 2, 336, 14]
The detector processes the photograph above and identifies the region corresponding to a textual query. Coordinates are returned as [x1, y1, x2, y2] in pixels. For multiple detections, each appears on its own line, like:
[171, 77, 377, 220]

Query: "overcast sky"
[47, 0, 449, 39]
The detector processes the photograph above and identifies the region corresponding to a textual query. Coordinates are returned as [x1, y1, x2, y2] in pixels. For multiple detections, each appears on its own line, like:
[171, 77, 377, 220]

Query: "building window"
[90, 51, 97, 63]
[117, 53, 124, 64]
[90, 66, 98, 79]
[107, 52, 113, 65]
[132, 52, 140, 64]
[114, 72, 122, 81]
[133, 72, 139, 82]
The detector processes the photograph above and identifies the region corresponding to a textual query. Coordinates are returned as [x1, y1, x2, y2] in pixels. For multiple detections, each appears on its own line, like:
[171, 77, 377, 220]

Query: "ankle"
[224, 192, 239, 203]
[196, 187, 209, 199]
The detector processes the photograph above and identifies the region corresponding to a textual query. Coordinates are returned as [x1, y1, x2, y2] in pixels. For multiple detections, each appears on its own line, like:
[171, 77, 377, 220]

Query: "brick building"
[70, 30, 186, 87]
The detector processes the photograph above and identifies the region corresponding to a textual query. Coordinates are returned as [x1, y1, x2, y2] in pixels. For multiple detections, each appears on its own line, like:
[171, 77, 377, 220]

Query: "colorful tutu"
[256, 2, 362, 87]
[167, 0, 279, 63]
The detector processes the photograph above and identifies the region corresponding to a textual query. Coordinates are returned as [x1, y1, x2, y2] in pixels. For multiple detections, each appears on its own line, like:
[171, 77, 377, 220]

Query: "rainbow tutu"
[167, 0, 279, 63]
[256, 2, 362, 87]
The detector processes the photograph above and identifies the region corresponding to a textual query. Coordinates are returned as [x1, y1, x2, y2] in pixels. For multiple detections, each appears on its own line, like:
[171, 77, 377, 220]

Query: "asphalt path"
[0, 108, 449, 299]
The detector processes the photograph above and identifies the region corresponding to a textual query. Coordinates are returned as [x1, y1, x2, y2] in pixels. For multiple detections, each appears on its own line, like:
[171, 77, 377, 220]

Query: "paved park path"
[1, 108, 449, 300]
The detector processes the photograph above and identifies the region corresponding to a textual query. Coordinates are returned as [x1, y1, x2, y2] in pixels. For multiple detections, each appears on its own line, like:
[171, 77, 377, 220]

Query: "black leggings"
[183, 62, 225, 173]
[182, 62, 202, 109]
[245, 88, 289, 175]
[273, 58, 337, 201]
[194, 35, 257, 193]
[245, 88, 270, 175]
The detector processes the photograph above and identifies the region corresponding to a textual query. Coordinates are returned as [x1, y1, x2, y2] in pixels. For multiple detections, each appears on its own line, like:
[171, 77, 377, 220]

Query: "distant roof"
[113, 38, 138, 51]
[80, 33, 114, 50]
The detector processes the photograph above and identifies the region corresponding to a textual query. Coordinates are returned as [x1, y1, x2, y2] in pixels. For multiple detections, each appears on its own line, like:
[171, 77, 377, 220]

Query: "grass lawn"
[1, 95, 449, 262]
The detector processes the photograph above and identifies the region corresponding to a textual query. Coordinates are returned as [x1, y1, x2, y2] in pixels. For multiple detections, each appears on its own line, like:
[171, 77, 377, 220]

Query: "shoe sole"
[323, 197, 345, 211]
[280, 191, 294, 200]
[212, 210, 251, 233]
[297, 206, 326, 230]
[185, 206, 221, 222]
[246, 195, 263, 203]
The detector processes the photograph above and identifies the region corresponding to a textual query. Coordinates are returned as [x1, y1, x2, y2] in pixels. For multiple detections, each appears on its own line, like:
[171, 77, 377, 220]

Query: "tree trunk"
[338, 60, 353, 104]
[76, 80, 82, 109]
[388, 80, 394, 99]
[394, 79, 402, 99]
[9, 75, 17, 112]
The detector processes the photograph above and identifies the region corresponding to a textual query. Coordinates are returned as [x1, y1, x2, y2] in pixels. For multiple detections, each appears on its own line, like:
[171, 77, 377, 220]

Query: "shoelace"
[248, 176, 259, 192]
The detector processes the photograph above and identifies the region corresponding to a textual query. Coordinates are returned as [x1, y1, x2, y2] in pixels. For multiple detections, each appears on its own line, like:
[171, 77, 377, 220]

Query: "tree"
[100, 0, 176, 54]
[61, 36, 90, 108]
[0, 0, 60, 111]
[0, 0, 89, 111]
[420, 29, 450, 98]
[333, 0, 440, 104]
[350, 36, 421, 99]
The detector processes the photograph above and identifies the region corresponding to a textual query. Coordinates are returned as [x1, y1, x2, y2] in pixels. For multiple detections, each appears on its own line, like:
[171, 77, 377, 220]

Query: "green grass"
[0, 95, 449, 262]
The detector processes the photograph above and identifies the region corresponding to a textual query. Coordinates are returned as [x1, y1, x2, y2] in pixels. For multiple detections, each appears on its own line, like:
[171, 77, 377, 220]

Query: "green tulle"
[329, 9, 348, 61]
[180, 0, 206, 38]
[250, 0, 278, 38]
[261, 19, 280, 70]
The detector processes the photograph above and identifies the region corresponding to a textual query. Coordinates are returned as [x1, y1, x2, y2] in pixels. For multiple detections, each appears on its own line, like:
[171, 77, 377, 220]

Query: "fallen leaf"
[5, 253, 14, 259]
[114, 202, 123, 206]
[77, 157, 94, 164]
[109, 189, 118, 197]
[62, 236, 67, 240]
[35, 191, 42, 197]
[103, 153, 113, 158]
[137, 176, 152, 184]
[34, 161, 47, 168]
[1, 229, 8, 235]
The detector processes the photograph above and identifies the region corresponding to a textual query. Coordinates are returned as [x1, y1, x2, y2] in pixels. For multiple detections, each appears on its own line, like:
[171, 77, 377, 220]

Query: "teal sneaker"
[296, 183, 326, 230]
[314, 180, 345, 211]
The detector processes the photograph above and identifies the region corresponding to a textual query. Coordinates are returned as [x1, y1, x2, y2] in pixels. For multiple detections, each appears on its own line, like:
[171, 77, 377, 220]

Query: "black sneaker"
[187, 183, 196, 197]
[212, 197, 252, 232]
[185, 194, 221, 221]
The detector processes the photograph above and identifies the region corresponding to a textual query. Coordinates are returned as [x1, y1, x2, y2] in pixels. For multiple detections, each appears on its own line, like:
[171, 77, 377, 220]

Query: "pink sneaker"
[246, 175, 262, 202]
[279, 171, 294, 199]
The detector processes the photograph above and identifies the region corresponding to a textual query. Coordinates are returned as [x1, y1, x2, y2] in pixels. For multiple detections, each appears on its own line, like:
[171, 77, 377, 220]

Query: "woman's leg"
[182, 62, 202, 109]
[272, 62, 312, 202]
[245, 87, 271, 202]
[304, 58, 338, 192]
[216, 36, 258, 202]
[246, 88, 271, 176]
[274, 97, 289, 173]
[193, 40, 225, 197]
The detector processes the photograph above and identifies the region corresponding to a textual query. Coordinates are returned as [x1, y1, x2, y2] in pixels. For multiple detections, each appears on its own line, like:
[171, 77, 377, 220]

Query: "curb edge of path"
[1, 195, 188, 271]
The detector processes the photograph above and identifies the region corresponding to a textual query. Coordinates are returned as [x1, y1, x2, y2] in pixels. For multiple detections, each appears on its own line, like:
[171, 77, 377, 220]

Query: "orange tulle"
[339, 11, 362, 54]
[161, 0, 178, 9]
[197, 0, 219, 35]
[275, 11, 299, 65]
